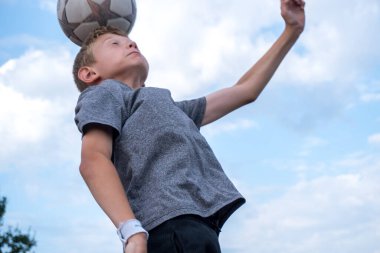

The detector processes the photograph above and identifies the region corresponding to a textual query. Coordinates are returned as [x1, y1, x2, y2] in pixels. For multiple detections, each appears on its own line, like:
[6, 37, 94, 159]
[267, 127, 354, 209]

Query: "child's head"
[73, 26, 149, 92]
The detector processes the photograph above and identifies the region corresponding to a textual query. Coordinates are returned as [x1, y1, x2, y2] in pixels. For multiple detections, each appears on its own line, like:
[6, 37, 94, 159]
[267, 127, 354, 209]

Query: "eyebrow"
[103, 34, 129, 43]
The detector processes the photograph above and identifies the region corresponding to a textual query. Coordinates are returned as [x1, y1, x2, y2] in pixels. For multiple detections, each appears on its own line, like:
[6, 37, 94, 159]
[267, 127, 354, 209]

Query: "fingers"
[294, 0, 306, 8]
[283, 0, 306, 9]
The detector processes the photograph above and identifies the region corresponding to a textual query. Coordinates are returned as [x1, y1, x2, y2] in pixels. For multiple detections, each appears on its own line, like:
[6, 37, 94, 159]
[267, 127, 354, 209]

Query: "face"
[90, 33, 149, 87]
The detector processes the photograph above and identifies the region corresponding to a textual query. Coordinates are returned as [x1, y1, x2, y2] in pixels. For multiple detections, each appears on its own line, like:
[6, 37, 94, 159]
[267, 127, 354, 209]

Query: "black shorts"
[147, 215, 221, 253]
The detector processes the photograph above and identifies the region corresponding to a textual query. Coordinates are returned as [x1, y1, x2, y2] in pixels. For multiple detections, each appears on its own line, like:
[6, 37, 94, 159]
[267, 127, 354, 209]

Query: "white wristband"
[117, 219, 148, 248]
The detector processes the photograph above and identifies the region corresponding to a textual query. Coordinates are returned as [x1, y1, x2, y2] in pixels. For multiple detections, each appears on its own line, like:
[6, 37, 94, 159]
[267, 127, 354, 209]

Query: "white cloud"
[38, 0, 56, 13]
[360, 80, 380, 103]
[368, 133, 380, 145]
[298, 136, 328, 157]
[282, 22, 343, 84]
[131, 0, 280, 99]
[0, 84, 53, 145]
[202, 118, 258, 138]
[0, 47, 77, 99]
[361, 93, 380, 103]
[277, 0, 380, 87]
[220, 153, 380, 253]
[0, 47, 79, 169]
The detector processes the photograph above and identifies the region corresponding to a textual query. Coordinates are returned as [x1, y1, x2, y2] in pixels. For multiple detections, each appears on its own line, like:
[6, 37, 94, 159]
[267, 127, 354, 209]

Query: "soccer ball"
[57, 0, 137, 46]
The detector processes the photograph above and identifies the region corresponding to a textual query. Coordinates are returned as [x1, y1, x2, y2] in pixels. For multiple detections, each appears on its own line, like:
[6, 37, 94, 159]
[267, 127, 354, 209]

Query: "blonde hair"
[72, 26, 127, 92]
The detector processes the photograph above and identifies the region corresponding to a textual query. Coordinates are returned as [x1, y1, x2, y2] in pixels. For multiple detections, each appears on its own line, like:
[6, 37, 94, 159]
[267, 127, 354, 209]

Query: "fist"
[281, 0, 306, 32]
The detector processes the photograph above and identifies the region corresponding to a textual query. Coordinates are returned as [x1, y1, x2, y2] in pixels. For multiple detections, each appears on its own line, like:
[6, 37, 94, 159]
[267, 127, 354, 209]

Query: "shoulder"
[75, 80, 130, 135]
[175, 97, 206, 110]
[76, 80, 133, 109]
[175, 97, 206, 128]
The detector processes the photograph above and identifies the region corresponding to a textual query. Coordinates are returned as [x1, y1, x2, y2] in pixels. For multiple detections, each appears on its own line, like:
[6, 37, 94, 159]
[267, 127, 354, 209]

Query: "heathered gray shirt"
[75, 80, 245, 231]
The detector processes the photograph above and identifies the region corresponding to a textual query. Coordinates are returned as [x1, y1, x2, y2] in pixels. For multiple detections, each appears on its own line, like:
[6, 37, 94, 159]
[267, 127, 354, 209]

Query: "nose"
[128, 40, 138, 49]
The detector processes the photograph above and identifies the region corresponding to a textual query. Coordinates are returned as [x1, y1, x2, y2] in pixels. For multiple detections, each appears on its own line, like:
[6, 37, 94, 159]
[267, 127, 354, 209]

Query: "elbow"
[79, 158, 95, 181]
[235, 83, 259, 105]
[240, 94, 257, 106]
[245, 95, 257, 105]
[79, 151, 111, 181]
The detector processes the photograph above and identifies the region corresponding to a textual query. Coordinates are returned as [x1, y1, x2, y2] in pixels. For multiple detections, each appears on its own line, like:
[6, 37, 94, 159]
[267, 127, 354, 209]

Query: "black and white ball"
[57, 0, 137, 46]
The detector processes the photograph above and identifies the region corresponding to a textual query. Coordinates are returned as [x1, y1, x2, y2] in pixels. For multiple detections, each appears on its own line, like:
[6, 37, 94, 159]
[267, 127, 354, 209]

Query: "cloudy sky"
[1, 0, 380, 252]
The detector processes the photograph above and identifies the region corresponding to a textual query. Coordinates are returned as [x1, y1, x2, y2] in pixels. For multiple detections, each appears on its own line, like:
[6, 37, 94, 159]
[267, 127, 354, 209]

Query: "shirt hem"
[142, 197, 245, 232]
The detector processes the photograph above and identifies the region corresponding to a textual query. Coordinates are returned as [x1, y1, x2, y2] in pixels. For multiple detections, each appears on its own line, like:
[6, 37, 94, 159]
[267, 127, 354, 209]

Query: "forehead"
[96, 33, 129, 44]
[91, 33, 129, 54]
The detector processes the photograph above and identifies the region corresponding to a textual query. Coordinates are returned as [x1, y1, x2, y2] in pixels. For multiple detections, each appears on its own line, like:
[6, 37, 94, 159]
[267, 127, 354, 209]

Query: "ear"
[78, 66, 100, 85]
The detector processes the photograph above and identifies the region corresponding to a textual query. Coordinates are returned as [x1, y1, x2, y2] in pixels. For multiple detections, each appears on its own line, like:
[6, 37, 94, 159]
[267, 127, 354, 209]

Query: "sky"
[0, 0, 380, 252]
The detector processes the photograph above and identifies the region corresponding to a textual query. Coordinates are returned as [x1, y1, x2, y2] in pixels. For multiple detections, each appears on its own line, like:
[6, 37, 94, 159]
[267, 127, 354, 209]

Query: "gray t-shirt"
[75, 80, 245, 231]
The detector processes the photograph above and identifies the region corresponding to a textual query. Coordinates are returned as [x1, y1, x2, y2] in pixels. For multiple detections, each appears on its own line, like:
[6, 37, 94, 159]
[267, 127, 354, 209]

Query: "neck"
[124, 78, 145, 89]
[115, 74, 147, 89]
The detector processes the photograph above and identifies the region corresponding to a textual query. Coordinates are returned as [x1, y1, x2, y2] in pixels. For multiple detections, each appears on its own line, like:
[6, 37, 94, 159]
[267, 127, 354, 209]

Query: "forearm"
[80, 153, 136, 227]
[235, 25, 302, 101]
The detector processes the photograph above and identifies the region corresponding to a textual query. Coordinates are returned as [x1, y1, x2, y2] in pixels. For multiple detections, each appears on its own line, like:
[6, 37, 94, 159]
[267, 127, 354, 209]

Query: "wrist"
[283, 25, 303, 42]
[117, 219, 149, 249]
[285, 22, 304, 35]
[127, 232, 147, 244]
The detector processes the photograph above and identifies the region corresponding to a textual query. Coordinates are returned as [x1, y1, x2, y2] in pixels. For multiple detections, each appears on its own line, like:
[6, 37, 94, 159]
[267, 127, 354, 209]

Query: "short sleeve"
[175, 97, 206, 128]
[74, 85, 125, 136]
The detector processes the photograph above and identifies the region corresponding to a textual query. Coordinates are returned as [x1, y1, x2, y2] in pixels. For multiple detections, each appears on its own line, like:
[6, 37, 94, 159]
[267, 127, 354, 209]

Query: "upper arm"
[81, 124, 114, 163]
[202, 84, 254, 126]
[175, 98, 207, 129]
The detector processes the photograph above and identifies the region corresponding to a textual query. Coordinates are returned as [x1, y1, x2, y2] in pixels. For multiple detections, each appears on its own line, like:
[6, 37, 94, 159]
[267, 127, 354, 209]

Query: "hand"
[281, 0, 306, 33]
[124, 233, 148, 253]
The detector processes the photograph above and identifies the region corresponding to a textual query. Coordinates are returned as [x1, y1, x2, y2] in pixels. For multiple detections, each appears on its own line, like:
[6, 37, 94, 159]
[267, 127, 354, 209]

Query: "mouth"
[127, 51, 140, 56]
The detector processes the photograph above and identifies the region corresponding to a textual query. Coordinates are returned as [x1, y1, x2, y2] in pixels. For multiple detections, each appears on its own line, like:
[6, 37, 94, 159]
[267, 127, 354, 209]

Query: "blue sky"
[1, 0, 380, 252]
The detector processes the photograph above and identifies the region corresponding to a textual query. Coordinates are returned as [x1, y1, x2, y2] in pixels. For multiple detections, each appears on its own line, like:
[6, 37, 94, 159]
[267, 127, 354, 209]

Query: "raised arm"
[80, 126, 147, 253]
[202, 0, 305, 126]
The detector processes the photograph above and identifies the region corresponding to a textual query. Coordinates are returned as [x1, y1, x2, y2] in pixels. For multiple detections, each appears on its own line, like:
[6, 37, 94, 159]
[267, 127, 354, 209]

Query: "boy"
[73, 0, 305, 252]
